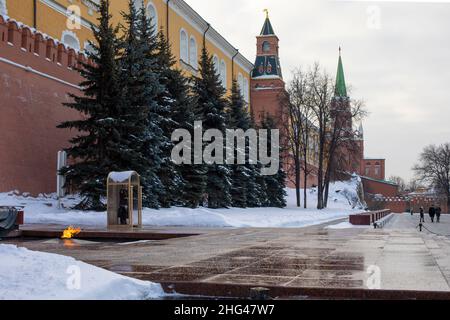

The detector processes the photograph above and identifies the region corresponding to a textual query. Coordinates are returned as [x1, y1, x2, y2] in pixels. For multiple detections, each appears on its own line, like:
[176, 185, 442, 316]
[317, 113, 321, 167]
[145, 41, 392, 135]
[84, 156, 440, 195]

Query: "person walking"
[429, 205, 436, 223]
[436, 206, 442, 223]
[420, 207, 425, 223]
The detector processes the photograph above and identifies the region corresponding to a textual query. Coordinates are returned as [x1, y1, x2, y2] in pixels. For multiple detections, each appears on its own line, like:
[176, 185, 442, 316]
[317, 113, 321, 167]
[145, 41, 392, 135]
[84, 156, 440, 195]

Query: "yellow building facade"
[2, 0, 253, 100]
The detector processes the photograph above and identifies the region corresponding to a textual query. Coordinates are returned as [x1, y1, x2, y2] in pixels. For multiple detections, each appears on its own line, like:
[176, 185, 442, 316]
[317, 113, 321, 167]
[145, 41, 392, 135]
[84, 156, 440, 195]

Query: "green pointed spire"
[260, 10, 275, 35]
[335, 47, 348, 97]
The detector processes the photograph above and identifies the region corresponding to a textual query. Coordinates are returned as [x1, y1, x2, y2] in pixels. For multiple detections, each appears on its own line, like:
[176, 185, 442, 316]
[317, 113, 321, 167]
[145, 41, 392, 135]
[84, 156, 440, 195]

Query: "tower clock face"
[263, 41, 271, 52]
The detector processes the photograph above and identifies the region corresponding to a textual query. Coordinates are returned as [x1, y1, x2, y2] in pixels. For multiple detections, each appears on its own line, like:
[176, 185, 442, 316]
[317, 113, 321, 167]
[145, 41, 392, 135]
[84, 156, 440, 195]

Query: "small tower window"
[262, 41, 270, 53]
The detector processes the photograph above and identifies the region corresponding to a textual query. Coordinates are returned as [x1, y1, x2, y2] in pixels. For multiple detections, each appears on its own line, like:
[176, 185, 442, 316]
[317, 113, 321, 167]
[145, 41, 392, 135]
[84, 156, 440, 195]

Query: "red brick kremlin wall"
[0, 17, 84, 195]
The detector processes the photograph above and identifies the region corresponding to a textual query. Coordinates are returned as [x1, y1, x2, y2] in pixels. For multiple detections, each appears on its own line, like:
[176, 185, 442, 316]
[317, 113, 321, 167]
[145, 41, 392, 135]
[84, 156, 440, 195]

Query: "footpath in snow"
[0, 178, 365, 229]
[0, 244, 165, 300]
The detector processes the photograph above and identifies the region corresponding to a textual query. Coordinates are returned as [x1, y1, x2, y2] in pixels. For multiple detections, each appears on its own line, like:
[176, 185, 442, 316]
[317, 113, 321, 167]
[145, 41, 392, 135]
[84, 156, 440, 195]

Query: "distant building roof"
[361, 176, 398, 186]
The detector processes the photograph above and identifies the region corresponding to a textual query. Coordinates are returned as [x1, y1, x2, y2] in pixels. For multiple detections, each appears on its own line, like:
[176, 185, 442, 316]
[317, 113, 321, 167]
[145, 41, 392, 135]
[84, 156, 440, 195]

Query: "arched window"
[189, 36, 198, 69]
[61, 30, 80, 51]
[0, 0, 7, 16]
[213, 55, 219, 75]
[238, 73, 244, 95]
[146, 2, 158, 35]
[132, 0, 143, 11]
[179, 29, 188, 62]
[83, 41, 97, 56]
[243, 77, 249, 102]
[262, 41, 270, 53]
[220, 59, 227, 89]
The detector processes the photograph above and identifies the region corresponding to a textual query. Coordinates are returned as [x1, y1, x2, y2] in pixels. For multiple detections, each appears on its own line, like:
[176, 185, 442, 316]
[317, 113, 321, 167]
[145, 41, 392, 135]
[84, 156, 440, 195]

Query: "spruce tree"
[192, 47, 232, 209]
[227, 80, 253, 208]
[154, 31, 198, 207]
[261, 115, 287, 208]
[118, 0, 165, 208]
[244, 115, 266, 207]
[58, 0, 123, 211]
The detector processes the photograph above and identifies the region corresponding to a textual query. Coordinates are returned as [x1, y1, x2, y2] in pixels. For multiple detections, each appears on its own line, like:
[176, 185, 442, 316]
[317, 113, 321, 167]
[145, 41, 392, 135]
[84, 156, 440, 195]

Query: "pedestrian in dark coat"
[436, 206, 442, 223]
[420, 207, 425, 223]
[429, 205, 436, 223]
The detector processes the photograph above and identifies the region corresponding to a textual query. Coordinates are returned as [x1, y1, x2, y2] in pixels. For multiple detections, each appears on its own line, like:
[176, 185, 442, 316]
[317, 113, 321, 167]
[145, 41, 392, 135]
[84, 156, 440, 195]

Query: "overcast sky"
[187, 0, 450, 182]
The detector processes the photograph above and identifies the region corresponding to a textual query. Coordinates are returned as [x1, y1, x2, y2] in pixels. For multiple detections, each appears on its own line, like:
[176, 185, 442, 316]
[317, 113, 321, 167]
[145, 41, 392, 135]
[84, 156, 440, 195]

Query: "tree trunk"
[295, 158, 301, 208]
[317, 160, 323, 209]
[324, 179, 330, 208]
[303, 155, 308, 209]
[323, 163, 332, 208]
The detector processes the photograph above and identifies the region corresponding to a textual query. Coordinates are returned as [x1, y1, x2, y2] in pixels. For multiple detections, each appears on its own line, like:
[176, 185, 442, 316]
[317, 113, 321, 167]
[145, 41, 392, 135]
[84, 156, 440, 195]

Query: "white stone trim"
[163, 0, 253, 73]
[0, 56, 80, 89]
[39, 0, 92, 30]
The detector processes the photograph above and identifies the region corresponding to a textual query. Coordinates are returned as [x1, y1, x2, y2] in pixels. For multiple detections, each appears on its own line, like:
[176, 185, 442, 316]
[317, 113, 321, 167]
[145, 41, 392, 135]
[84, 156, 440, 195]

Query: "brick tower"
[250, 11, 286, 126]
[331, 49, 364, 176]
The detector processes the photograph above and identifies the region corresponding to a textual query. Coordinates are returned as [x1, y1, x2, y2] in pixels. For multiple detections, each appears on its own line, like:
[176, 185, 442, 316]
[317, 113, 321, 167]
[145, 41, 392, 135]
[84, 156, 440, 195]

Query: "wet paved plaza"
[4, 214, 450, 298]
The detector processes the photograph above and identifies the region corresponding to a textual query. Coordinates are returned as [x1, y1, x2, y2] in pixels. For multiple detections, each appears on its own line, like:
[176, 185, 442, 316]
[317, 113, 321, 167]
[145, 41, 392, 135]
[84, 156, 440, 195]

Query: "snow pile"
[0, 244, 165, 300]
[325, 222, 369, 230]
[109, 171, 136, 183]
[0, 178, 365, 229]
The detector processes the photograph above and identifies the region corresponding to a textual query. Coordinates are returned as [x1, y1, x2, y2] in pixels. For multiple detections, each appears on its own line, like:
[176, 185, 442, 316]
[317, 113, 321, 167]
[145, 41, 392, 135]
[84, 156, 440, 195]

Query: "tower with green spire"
[335, 47, 348, 98]
[331, 48, 351, 125]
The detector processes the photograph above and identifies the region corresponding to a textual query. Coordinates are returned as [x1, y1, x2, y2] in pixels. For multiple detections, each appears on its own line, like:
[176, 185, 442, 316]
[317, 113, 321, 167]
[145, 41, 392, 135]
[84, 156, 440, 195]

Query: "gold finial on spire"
[264, 9, 269, 19]
[339, 46, 342, 56]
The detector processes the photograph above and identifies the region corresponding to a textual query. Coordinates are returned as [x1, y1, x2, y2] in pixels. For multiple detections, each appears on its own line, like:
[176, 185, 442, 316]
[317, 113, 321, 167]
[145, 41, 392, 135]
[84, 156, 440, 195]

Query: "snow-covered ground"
[0, 177, 365, 229]
[0, 244, 165, 300]
[325, 222, 369, 230]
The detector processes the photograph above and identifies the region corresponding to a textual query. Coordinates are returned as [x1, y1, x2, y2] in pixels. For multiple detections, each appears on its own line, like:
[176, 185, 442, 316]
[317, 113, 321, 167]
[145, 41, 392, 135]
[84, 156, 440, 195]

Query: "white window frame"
[132, 0, 143, 11]
[0, 0, 7, 16]
[213, 55, 219, 75]
[238, 73, 244, 95]
[179, 28, 188, 63]
[220, 59, 227, 90]
[146, 1, 158, 35]
[61, 30, 80, 51]
[83, 41, 96, 55]
[189, 36, 198, 69]
[243, 77, 249, 102]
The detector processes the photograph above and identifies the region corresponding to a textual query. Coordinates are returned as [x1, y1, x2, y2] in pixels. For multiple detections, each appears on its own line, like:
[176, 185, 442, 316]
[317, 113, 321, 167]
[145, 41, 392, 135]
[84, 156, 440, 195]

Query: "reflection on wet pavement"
[3, 214, 450, 295]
